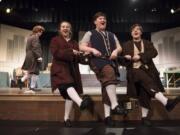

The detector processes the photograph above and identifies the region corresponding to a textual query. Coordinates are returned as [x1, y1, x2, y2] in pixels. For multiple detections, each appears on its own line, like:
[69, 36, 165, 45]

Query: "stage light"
[171, 9, 175, 14]
[134, 8, 138, 12]
[33, 8, 39, 12]
[6, 8, 11, 14]
[151, 8, 157, 12]
[0, 0, 2, 2]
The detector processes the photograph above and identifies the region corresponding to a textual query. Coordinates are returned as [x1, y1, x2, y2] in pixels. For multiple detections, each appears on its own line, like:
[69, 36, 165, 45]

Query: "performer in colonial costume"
[80, 12, 127, 126]
[50, 21, 92, 127]
[121, 24, 180, 126]
[18, 25, 45, 94]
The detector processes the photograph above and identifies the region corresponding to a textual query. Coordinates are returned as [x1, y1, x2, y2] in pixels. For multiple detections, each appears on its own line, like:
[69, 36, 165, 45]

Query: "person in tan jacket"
[18, 25, 45, 93]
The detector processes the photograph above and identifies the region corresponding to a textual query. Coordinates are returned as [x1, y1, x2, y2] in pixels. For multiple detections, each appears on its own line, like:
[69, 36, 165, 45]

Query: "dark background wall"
[0, 0, 180, 69]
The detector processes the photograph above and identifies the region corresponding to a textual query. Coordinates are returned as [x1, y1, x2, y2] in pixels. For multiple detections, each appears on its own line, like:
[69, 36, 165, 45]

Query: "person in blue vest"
[80, 12, 126, 126]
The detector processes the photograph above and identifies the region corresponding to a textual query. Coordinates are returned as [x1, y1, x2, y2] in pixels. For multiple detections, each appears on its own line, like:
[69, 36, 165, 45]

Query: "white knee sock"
[21, 71, 30, 82]
[64, 99, 73, 121]
[30, 74, 38, 88]
[104, 104, 111, 118]
[141, 107, 149, 118]
[67, 87, 82, 107]
[106, 84, 118, 109]
[155, 92, 168, 106]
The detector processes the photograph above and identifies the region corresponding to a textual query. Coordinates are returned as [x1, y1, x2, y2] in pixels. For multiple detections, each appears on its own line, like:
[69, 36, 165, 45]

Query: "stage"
[0, 87, 180, 121]
[0, 120, 180, 135]
[0, 87, 180, 135]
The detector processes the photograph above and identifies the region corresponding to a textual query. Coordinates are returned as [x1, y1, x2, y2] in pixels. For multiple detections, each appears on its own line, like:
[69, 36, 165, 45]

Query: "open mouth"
[63, 30, 68, 34]
[134, 32, 139, 36]
[101, 22, 105, 26]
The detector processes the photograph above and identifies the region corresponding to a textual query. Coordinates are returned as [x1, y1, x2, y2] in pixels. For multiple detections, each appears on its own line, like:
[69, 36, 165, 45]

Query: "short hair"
[32, 25, 45, 33]
[130, 24, 143, 32]
[93, 12, 106, 22]
[59, 21, 73, 38]
[59, 21, 72, 30]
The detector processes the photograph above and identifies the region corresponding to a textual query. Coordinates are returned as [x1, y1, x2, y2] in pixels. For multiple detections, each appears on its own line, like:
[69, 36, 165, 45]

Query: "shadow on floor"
[0, 121, 180, 135]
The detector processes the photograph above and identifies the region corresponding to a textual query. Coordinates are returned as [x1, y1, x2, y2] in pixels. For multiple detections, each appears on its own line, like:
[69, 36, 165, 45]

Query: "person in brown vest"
[80, 12, 127, 126]
[121, 24, 180, 126]
[50, 21, 92, 127]
[18, 25, 45, 94]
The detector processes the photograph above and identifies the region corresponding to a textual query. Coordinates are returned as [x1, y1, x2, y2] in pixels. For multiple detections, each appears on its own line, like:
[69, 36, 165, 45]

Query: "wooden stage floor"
[0, 87, 180, 135]
[0, 87, 180, 96]
[0, 87, 180, 122]
[0, 121, 180, 135]
[0, 87, 179, 102]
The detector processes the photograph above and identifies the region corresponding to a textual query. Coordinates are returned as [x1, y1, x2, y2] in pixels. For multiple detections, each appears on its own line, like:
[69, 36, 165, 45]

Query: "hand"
[92, 48, 101, 57]
[73, 49, 80, 55]
[124, 55, 132, 60]
[132, 55, 140, 61]
[110, 50, 118, 60]
[37, 57, 43, 62]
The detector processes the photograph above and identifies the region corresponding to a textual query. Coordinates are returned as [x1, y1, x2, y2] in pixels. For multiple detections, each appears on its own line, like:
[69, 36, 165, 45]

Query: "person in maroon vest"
[121, 24, 180, 126]
[50, 21, 92, 127]
[80, 12, 127, 126]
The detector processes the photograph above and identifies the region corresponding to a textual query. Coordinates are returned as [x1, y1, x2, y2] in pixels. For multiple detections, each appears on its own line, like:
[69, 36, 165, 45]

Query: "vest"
[90, 30, 116, 69]
[133, 41, 144, 68]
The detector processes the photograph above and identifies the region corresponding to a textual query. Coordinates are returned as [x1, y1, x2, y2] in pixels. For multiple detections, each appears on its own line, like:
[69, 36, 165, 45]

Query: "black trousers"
[132, 68, 159, 109]
[58, 83, 75, 100]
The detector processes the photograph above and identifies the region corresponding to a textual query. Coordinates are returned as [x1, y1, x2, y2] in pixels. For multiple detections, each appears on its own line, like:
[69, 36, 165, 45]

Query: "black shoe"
[141, 117, 152, 127]
[64, 119, 72, 127]
[111, 105, 128, 115]
[80, 95, 93, 111]
[165, 96, 180, 112]
[17, 79, 23, 90]
[104, 116, 115, 127]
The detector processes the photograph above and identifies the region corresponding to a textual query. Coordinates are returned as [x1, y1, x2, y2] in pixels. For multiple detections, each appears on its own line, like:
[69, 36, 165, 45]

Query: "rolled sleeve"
[79, 31, 92, 45]
[114, 35, 121, 48]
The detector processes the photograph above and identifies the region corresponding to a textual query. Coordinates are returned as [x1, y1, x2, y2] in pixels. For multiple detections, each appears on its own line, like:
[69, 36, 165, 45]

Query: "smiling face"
[94, 16, 107, 31]
[131, 25, 142, 40]
[59, 21, 72, 38]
